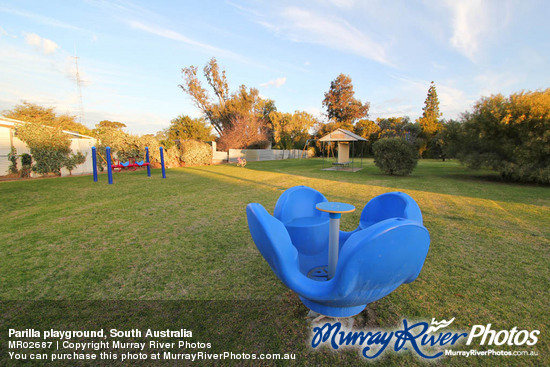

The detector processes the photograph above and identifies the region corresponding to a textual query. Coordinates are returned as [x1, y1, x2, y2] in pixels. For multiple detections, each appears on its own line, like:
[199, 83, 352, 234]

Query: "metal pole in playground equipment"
[106, 146, 113, 184]
[160, 146, 166, 179]
[146, 147, 151, 177]
[92, 147, 98, 182]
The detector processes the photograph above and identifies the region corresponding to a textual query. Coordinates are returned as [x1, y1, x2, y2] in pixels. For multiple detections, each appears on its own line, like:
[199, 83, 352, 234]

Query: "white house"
[0, 117, 97, 177]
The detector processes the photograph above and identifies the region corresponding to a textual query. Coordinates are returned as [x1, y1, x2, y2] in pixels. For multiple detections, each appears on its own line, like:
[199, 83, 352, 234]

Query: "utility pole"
[72, 46, 84, 124]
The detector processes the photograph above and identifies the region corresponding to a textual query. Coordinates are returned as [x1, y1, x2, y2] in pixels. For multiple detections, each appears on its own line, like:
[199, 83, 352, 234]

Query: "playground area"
[1, 159, 548, 365]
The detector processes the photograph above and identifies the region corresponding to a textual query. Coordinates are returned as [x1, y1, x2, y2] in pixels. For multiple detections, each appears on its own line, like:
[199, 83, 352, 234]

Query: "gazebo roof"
[319, 128, 367, 142]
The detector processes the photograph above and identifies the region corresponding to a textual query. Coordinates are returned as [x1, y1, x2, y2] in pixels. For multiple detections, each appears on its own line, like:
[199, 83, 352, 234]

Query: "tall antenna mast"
[72, 45, 84, 124]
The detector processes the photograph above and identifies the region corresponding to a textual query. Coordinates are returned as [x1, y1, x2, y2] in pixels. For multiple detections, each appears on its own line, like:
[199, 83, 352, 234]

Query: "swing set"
[91, 146, 166, 184]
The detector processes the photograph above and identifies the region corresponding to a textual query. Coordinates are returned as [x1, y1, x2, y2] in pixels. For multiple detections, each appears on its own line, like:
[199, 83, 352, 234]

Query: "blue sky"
[0, 0, 549, 135]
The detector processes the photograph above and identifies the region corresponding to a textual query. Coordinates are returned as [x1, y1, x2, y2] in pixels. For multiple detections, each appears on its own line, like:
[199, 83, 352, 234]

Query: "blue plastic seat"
[359, 191, 423, 228]
[273, 186, 330, 259]
[247, 203, 430, 317]
[339, 191, 423, 244]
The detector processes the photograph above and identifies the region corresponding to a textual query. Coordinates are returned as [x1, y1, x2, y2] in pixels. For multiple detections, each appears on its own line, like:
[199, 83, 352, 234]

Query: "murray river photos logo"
[310, 318, 540, 360]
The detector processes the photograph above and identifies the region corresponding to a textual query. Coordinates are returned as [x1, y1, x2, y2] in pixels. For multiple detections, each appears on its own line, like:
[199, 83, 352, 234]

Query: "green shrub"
[163, 146, 182, 168]
[64, 152, 86, 175]
[94, 126, 163, 169]
[7, 147, 18, 174]
[30, 147, 70, 175]
[373, 137, 419, 176]
[180, 140, 212, 166]
[15, 122, 71, 175]
[20, 153, 32, 177]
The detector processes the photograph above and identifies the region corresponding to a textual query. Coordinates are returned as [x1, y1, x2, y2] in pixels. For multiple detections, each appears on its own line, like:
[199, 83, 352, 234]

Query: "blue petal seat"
[273, 186, 330, 263]
[340, 191, 423, 244]
[247, 203, 430, 318]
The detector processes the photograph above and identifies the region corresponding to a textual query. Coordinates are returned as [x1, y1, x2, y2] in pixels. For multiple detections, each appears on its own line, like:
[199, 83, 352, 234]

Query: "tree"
[455, 89, 550, 183]
[3, 101, 92, 135]
[427, 120, 462, 161]
[15, 121, 72, 175]
[217, 114, 268, 150]
[417, 81, 443, 157]
[376, 116, 422, 150]
[97, 120, 127, 130]
[270, 110, 317, 150]
[4, 102, 56, 125]
[167, 115, 214, 142]
[64, 152, 86, 175]
[180, 58, 274, 148]
[322, 74, 369, 130]
[354, 119, 380, 155]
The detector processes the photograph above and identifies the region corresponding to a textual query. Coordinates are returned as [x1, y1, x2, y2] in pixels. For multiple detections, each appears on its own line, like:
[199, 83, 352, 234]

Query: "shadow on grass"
[237, 159, 549, 206]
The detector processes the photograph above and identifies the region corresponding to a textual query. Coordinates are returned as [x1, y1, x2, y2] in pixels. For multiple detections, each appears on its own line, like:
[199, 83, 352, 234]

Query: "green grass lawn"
[1, 159, 548, 366]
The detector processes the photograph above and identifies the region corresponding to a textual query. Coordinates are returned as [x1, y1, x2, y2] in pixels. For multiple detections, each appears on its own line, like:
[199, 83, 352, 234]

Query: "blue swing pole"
[106, 146, 113, 184]
[92, 147, 98, 182]
[146, 147, 151, 177]
[160, 146, 166, 179]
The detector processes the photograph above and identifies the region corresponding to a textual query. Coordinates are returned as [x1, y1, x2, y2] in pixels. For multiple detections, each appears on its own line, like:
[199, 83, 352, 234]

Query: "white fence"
[210, 141, 309, 163]
[227, 149, 306, 162]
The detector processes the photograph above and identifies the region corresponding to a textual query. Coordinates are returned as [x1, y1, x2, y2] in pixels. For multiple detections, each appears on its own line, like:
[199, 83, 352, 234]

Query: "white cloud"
[445, 0, 514, 62]
[127, 20, 246, 62]
[259, 6, 391, 66]
[474, 70, 522, 97]
[260, 77, 287, 88]
[446, 0, 487, 61]
[437, 84, 471, 118]
[24, 32, 59, 54]
[0, 6, 86, 32]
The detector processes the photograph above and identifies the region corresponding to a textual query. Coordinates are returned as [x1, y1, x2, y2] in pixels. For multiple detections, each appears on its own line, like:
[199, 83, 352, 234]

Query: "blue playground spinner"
[246, 186, 430, 318]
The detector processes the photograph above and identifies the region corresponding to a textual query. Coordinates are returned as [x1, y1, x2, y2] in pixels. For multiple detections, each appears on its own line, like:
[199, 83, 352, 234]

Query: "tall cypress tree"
[418, 81, 442, 135]
[417, 81, 443, 157]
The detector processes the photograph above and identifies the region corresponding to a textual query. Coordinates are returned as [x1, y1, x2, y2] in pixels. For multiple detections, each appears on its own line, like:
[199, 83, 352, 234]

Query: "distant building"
[0, 117, 97, 177]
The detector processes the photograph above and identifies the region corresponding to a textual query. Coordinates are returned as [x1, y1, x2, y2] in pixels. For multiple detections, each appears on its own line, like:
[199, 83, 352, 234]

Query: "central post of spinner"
[315, 202, 356, 279]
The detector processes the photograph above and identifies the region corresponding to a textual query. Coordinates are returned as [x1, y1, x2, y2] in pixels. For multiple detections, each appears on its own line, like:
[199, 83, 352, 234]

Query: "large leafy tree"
[3, 101, 92, 135]
[166, 115, 214, 142]
[269, 110, 317, 150]
[97, 120, 127, 130]
[322, 74, 369, 130]
[455, 89, 550, 183]
[354, 119, 380, 155]
[180, 58, 274, 147]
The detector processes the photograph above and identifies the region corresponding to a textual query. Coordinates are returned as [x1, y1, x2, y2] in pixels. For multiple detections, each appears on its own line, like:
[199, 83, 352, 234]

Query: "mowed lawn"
[0, 159, 548, 366]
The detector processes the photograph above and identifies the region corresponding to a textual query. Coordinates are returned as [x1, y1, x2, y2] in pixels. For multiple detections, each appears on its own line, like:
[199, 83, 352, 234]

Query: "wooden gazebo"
[319, 128, 367, 172]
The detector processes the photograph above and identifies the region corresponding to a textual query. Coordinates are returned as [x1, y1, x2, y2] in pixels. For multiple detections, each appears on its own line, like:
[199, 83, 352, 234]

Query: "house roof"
[0, 117, 95, 139]
[319, 128, 367, 142]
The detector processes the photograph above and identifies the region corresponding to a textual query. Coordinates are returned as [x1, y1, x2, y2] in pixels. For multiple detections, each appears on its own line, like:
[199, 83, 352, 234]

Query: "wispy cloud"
[24, 32, 59, 55]
[446, 0, 487, 61]
[126, 20, 247, 62]
[279, 7, 391, 65]
[246, 4, 392, 66]
[445, 0, 514, 62]
[0, 6, 86, 32]
[260, 77, 287, 88]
